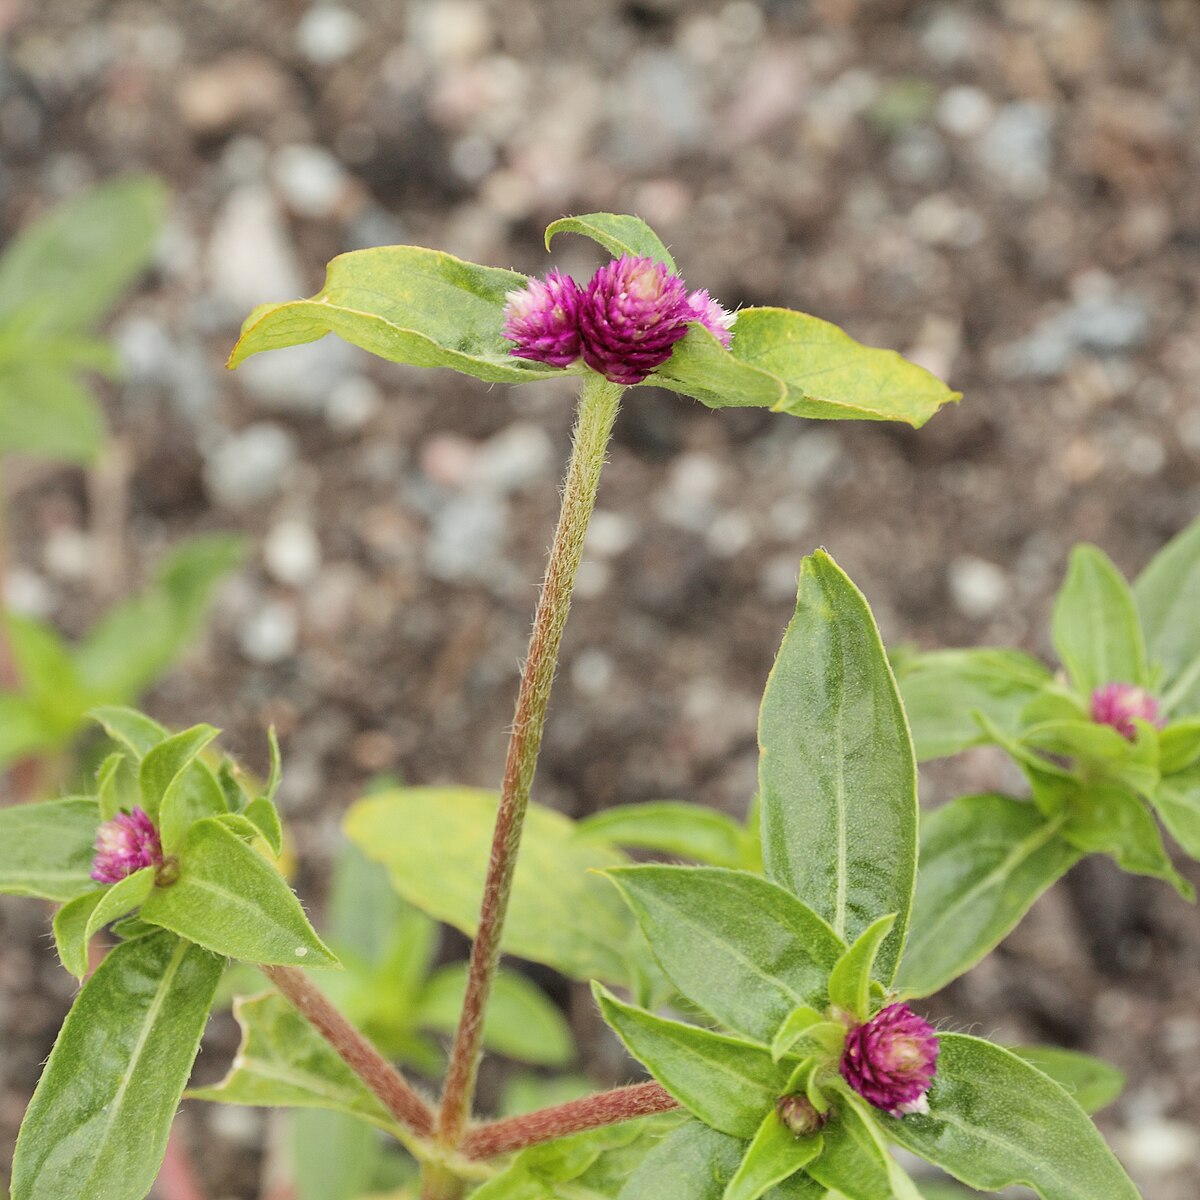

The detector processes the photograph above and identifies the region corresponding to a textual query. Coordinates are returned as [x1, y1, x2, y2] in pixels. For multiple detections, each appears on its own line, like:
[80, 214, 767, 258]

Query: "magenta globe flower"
[577, 255, 694, 385]
[840, 1002, 939, 1117]
[91, 807, 163, 884]
[1090, 682, 1163, 741]
[503, 270, 584, 367]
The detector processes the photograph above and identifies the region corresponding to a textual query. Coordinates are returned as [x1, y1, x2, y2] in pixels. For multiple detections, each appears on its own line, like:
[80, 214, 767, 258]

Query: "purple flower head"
[1090, 682, 1163, 741]
[578, 255, 693, 385]
[91, 807, 163, 885]
[840, 1003, 939, 1117]
[685, 288, 736, 348]
[503, 270, 584, 367]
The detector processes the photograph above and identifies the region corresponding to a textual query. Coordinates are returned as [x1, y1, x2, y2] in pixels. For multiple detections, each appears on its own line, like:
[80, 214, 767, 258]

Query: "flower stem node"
[776, 1092, 829, 1137]
[1090, 682, 1163, 740]
[840, 1002, 939, 1118]
[90, 807, 164, 884]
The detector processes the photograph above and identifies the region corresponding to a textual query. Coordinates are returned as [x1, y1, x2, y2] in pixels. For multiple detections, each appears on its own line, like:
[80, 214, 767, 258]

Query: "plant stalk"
[462, 1082, 679, 1160]
[262, 964, 435, 1138]
[436, 374, 624, 1152]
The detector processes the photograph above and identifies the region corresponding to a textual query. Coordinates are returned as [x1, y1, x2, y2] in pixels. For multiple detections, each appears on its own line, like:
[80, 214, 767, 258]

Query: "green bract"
[229, 212, 959, 429]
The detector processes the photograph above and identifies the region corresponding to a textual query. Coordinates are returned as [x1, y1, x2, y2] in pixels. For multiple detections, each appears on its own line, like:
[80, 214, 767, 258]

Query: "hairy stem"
[462, 1082, 679, 1160]
[419, 1163, 465, 1200]
[437, 374, 623, 1151]
[262, 965, 434, 1138]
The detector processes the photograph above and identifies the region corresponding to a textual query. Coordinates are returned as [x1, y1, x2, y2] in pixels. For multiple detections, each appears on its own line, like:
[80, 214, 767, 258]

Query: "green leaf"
[90, 705, 168, 759]
[0, 360, 106, 463]
[415, 965, 573, 1066]
[0, 175, 166, 336]
[607, 866, 844, 1043]
[345, 788, 632, 983]
[139, 818, 337, 967]
[657, 308, 960, 429]
[189, 991, 399, 1132]
[895, 649, 1052, 761]
[544, 213, 677, 272]
[769, 1008, 827, 1063]
[1160, 720, 1200, 775]
[3, 615, 85, 731]
[290, 1109, 382, 1200]
[896, 795, 1082, 997]
[228, 246, 564, 384]
[0, 692, 54, 765]
[95, 752, 134, 821]
[759, 551, 917, 982]
[1151, 765, 1200, 858]
[137, 723, 220, 821]
[11, 931, 221, 1200]
[475, 1116, 678, 1200]
[1052, 545, 1147, 697]
[0, 797, 100, 901]
[725, 1111, 821, 1200]
[1134, 515, 1200, 714]
[806, 1096, 921, 1200]
[884, 1034, 1139, 1200]
[620, 1120, 825, 1200]
[1061, 780, 1194, 898]
[578, 802, 750, 869]
[75, 534, 247, 701]
[827, 915, 896, 1021]
[53, 868, 155, 979]
[594, 983, 787, 1138]
[243, 795, 284, 856]
[159, 758, 230, 853]
[1007, 1045, 1125, 1114]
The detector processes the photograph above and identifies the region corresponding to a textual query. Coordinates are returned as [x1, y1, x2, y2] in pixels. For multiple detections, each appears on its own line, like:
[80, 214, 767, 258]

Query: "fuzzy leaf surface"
[759, 551, 917, 981]
[896, 795, 1081, 997]
[806, 1097, 921, 1200]
[885, 1034, 1139, 1200]
[11, 931, 221, 1200]
[1052, 545, 1147, 696]
[228, 246, 564, 384]
[826, 914, 895, 1021]
[345, 788, 632, 982]
[1153, 765, 1200, 857]
[594, 984, 787, 1139]
[90, 705, 168, 759]
[544, 213, 676, 271]
[139, 818, 337, 967]
[1008, 1045, 1125, 1115]
[189, 991, 397, 1131]
[0, 797, 100, 901]
[53, 867, 155, 978]
[725, 1111, 821, 1200]
[607, 866, 844, 1042]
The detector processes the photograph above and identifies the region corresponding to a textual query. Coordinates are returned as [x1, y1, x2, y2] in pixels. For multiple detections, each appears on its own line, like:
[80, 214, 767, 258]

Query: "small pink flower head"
[685, 288, 736, 348]
[840, 1002, 939, 1117]
[1090, 682, 1163, 741]
[578, 255, 692, 385]
[503, 270, 584, 368]
[91, 807, 163, 884]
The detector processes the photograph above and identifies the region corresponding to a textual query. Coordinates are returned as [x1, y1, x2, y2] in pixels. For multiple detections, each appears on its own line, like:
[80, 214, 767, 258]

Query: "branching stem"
[436, 375, 623, 1153]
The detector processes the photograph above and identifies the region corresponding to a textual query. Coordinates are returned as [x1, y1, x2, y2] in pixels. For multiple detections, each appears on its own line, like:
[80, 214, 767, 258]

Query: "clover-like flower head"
[91, 807, 163, 884]
[840, 1002, 939, 1117]
[1090, 682, 1163, 741]
[502, 269, 584, 367]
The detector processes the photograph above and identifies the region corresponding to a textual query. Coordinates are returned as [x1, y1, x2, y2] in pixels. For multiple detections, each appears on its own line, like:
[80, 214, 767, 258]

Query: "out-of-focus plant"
[894, 520, 1200, 995]
[0, 210, 1156, 1200]
[0, 177, 244, 791]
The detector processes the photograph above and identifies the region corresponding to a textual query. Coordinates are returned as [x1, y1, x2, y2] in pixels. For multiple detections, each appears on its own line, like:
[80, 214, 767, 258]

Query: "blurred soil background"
[1, 0, 1199, 1195]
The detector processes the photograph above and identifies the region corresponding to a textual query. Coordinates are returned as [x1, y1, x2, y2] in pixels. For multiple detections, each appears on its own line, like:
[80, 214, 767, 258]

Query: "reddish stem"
[262, 965, 435, 1138]
[461, 1083, 679, 1160]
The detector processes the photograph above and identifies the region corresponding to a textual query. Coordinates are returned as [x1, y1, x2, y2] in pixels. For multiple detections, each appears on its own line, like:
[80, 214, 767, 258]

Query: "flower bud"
[91, 807, 164, 884]
[1090, 682, 1163, 741]
[578, 255, 692, 385]
[776, 1092, 828, 1137]
[840, 1002, 938, 1117]
[503, 270, 584, 367]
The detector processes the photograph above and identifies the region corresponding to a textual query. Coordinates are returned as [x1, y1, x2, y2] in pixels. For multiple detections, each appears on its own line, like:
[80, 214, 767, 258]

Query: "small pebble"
[264, 520, 321, 587]
[239, 600, 299, 664]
